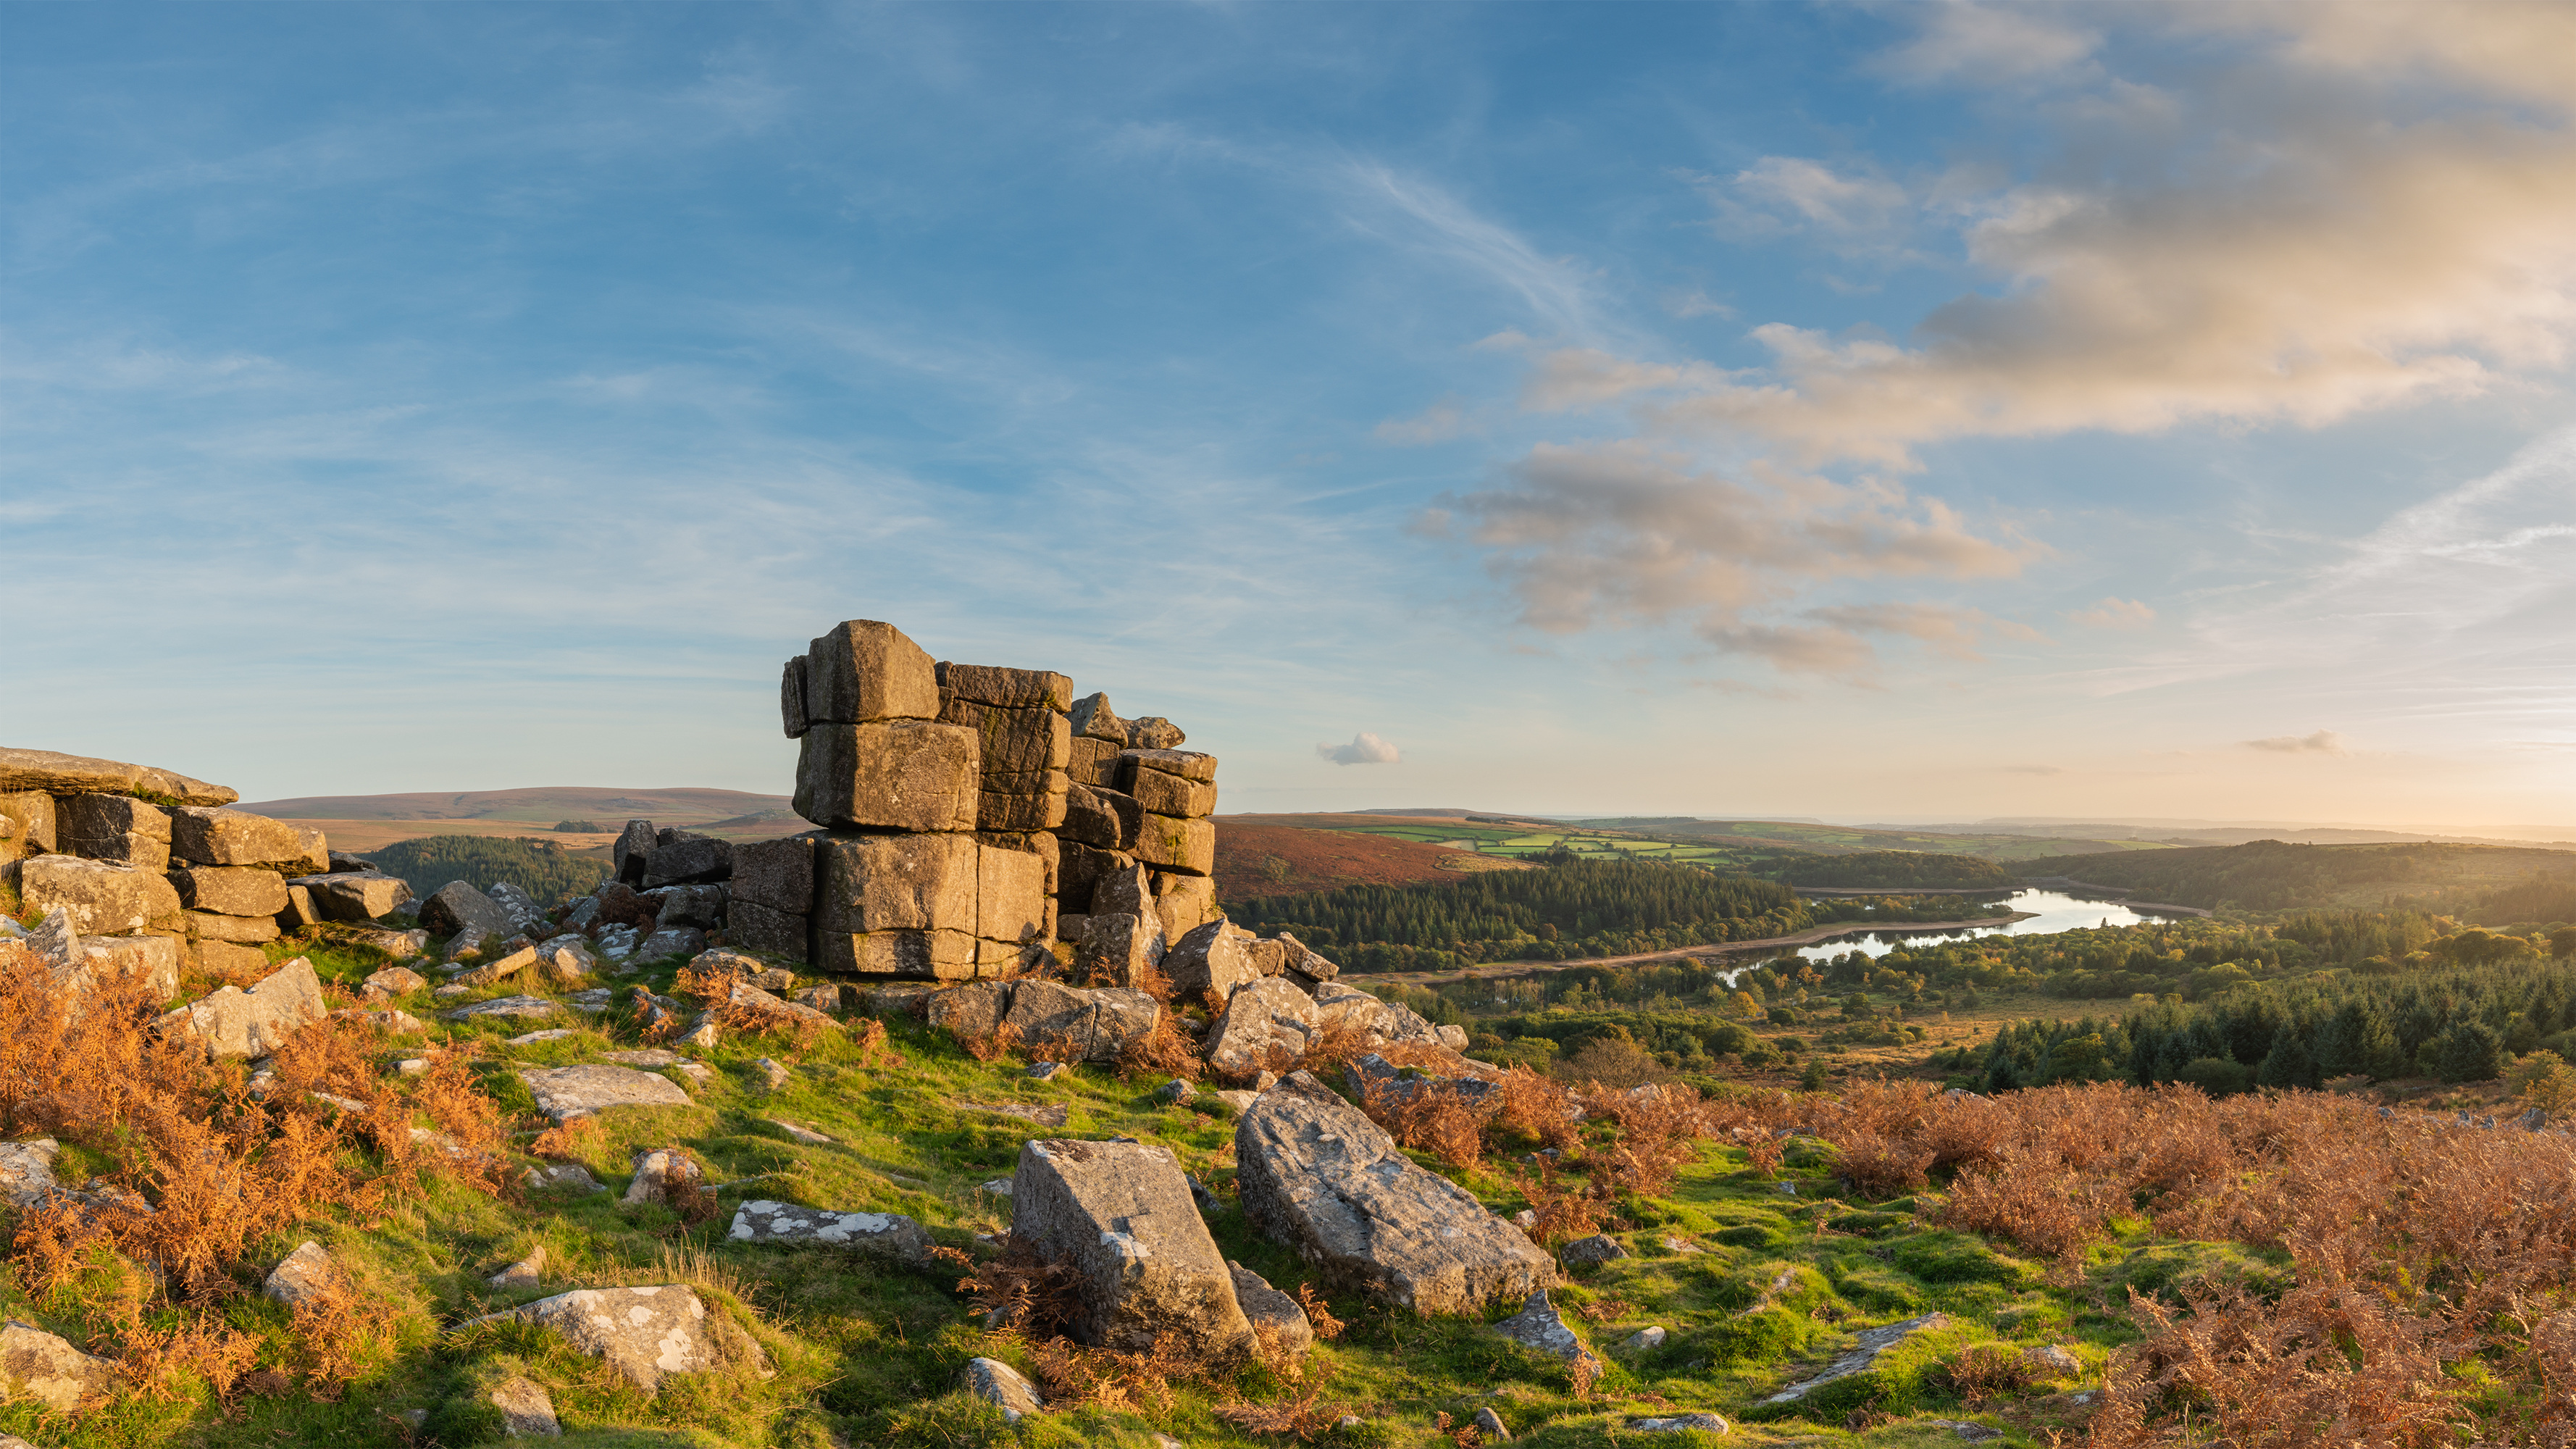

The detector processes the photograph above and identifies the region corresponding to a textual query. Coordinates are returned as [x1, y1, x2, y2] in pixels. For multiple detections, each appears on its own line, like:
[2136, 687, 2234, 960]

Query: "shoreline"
[1365, 911, 2040, 986]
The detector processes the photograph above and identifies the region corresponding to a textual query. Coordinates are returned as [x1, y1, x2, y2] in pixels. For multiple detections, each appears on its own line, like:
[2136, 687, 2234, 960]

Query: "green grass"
[6, 934, 2180, 1448]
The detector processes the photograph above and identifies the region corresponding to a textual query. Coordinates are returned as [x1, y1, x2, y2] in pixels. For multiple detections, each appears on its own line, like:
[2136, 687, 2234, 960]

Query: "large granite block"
[804, 620, 941, 724]
[793, 722, 979, 832]
[59, 795, 170, 870]
[814, 831, 978, 934]
[729, 832, 819, 912]
[1132, 814, 1215, 877]
[936, 662, 1074, 712]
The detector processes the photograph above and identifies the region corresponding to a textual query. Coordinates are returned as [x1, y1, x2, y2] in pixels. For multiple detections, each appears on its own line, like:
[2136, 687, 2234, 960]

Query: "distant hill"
[2017, 840, 2576, 911]
[1576, 817, 2163, 861]
[1881, 818, 2576, 850]
[241, 787, 790, 824]
[1213, 822, 1506, 903]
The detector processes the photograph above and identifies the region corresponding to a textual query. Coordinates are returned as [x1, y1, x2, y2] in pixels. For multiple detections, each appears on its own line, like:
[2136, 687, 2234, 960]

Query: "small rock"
[517, 1064, 691, 1122]
[1228, 1260, 1313, 1358]
[263, 1240, 348, 1307]
[963, 1356, 1043, 1423]
[1661, 1236, 1703, 1255]
[360, 966, 427, 1000]
[1154, 1077, 1195, 1106]
[961, 1101, 1071, 1127]
[1339, 1416, 1363, 1429]
[767, 1119, 834, 1145]
[394, 1057, 430, 1075]
[1765, 1312, 1951, 1403]
[0, 1139, 62, 1207]
[442, 995, 562, 1022]
[1625, 1325, 1668, 1350]
[564, 987, 614, 1013]
[2025, 1343, 2081, 1377]
[523, 1164, 606, 1194]
[1626, 1413, 1730, 1435]
[1512, 1209, 1539, 1232]
[1927, 1423, 2003, 1443]
[1208, 1088, 1258, 1113]
[344, 926, 430, 959]
[450, 1287, 712, 1394]
[1773, 1180, 1797, 1196]
[981, 1177, 1014, 1196]
[507, 1029, 580, 1046]
[1561, 1234, 1627, 1265]
[1491, 1290, 1599, 1371]
[1474, 1407, 1510, 1440]
[727, 1200, 932, 1264]
[752, 1056, 792, 1090]
[489, 1374, 561, 1437]
[1026, 1061, 1064, 1080]
[488, 1245, 545, 1289]
[623, 1148, 706, 1209]
[677, 1017, 722, 1051]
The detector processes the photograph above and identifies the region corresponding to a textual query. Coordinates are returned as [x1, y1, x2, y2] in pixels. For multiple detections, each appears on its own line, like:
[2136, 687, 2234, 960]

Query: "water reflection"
[1780, 888, 2186, 964]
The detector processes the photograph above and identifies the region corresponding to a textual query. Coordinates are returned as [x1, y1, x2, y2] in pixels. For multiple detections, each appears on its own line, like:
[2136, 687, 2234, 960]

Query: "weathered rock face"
[793, 722, 980, 832]
[517, 1065, 694, 1122]
[1003, 980, 1161, 1063]
[924, 980, 1013, 1041]
[1151, 874, 1218, 948]
[1234, 1073, 1556, 1316]
[0, 1317, 122, 1410]
[1205, 977, 1319, 1080]
[1130, 814, 1214, 877]
[1076, 913, 1166, 989]
[71, 933, 182, 1001]
[0, 746, 235, 806]
[167, 808, 311, 869]
[728, 901, 808, 960]
[489, 1376, 561, 1437]
[731, 833, 818, 914]
[264, 1240, 350, 1306]
[963, 1357, 1044, 1423]
[814, 830, 976, 935]
[803, 619, 942, 724]
[455, 1286, 714, 1394]
[1011, 1138, 1255, 1357]
[653, 882, 727, 930]
[1229, 1261, 1316, 1358]
[20, 855, 180, 934]
[59, 794, 172, 871]
[1763, 1312, 1952, 1403]
[643, 831, 732, 888]
[1128, 767, 1218, 819]
[1059, 781, 1142, 853]
[727, 1201, 932, 1264]
[632, 927, 707, 964]
[161, 956, 327, 1059]
[292, 871, 413, 922]
[1161, 922, 1257, 1006]
[185, 909, 280, 944]
[614, 819, 658, 885]
[977, 841, 1048, 945]
[169, 865, 289, 918]
[0, 791, 58, 854]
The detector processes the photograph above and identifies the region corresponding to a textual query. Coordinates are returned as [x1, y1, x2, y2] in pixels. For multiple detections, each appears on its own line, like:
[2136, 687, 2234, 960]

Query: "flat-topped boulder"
[159, 957, 327, 1059]
[1234, 1072, 1555, 1316]
[1002, 980, 1160, 1064]
[451, 1286, 713, 1393]
[18, 856, 180, 935]
[0, 746, 235, 806]
[168, 808, 318, 869]
[289, 871, 414, 922]
[1012, 1138, 1254, 1357]
[727, 1201, 931, 1264]
[518, 1064, 694, 1122]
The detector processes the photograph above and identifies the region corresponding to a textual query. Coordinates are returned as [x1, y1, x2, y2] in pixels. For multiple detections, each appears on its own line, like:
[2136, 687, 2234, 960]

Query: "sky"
[5, 1, 2574, 833]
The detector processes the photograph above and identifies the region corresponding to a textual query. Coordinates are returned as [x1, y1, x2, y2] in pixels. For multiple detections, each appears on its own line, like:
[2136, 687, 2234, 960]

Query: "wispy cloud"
[1333, 160, 1609, 343]
[2245, 730, 2352, 755]
[2068, 597, 2156, 630]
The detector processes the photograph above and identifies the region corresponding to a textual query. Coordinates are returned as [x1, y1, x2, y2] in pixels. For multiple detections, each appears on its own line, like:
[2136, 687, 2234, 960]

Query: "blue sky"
[7, 2, 2574, 831]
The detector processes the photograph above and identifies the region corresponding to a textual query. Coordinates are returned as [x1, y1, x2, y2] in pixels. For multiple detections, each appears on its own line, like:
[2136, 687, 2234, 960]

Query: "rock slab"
[455, 1286, 712, 1394]
[518, 1065, 694, 1122]
[0, 1317, 121, 1410]
[1011, 1137, 1255, 1357]
[727, 1201, 932, 1264]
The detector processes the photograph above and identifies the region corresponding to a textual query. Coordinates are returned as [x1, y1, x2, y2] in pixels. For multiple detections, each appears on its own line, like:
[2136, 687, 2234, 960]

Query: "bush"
[2175, 1056, 2254, 1097]
[2430, 1019, 2505, 1082]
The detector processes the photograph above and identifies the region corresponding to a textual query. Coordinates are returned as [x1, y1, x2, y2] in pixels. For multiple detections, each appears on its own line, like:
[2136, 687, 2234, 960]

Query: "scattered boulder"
[160, 956, 327, 1059]
[343, 926, 429, 959]
[524, 1164, 607, 1194]
[1076, 912, 1165, 988]
[534, 936, 600, 982]
[1001, 980, 1160, 1064]
[1626, 1413, 1731, 1435]
[360, 966, 427, 1001]
[1205, 977, 1318, 1079]
[1277, 931, 1339, 986]
[1763, 1312, 1952, 1403]
[727, 1201, 931, 1264]
[1011, 1138, 1255, 1357]
[0, 1140, 60, 1207]
[264, 1241, 348, 1307]
[753, 1057, 793, 1090]
[488, 1246, 545, 1288]
[1234, 1072, 1555, 1315]
[623, 1148, 708, 1209]
[632, 927, 708, 964]
[489, 1375, 561, 1437]
[517, 1064, 693, 1122]
[1562, 1235, 1628, 1266]
[2025, 1343, 2081, 1378]
[1162, 921, 1259, 1005]
[0, 1317, 122, 1410]
[1475, 1407, 1512, 1441]
[926, 980, 1013, 1040]
[963, 1356, 1043, 1423]
[452, 1286, 713, 1394]
[1154, 1077, 1195, 1106]
[1625, 1326, 1668, 1350]
[488, 881, 548, 932]
[1228, 1261, 1314, 1358]
[448, 943, 538, 988]
[443, 996, 563, 1022]
[419, 881, 517, 943]
[653, 883, 727, 930]
[1492, 1290, 1600, 1371]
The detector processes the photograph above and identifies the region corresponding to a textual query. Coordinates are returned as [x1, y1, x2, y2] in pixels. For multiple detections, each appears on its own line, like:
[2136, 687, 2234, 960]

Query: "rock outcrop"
[452, 1286, 714, 1393]
[0, 1318, 122, 1411]
[727, 1201, 932, 1264]
[159, 957, 327, 1059]
[1011, 1138, 1254, 1357]
[1234, 1072, 1555, 1316]
[518, 1064, 694, 1123]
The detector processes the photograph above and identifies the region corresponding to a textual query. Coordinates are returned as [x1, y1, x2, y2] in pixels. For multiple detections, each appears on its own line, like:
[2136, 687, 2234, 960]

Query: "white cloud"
[2068, 597, 2156, 630]
[1870, 1, 2100, 83]
[1318, 732, 1401, 765]
[1708, 157, 1915, 257]
[2245, 730, 2352, 755]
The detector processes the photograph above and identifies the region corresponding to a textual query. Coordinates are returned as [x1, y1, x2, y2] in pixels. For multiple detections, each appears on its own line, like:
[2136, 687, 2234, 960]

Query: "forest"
[1778, 848, 2015, 889]
[367, 833, 610, 903]
[2016, 838, 2576, 910]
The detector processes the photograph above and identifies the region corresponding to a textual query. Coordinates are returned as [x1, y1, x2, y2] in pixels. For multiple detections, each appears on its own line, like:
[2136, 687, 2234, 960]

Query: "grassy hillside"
[1213, 823, 1497, 903]
[2016, 839, 2576, 910]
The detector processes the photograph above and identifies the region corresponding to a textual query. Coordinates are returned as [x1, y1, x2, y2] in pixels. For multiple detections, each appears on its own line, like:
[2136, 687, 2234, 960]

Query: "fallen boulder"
[361, 966, 427, 1000]
[420, 881, 517, 943]
[489, 1376, 561, 1437]
[443, 995, 563, 1022]
[518, 1064, 693, 1123]
[727, 1201, 932, 1264]
[1163, 920, 1260, 1006]
[1205, 977, 1317, 1079]
[1001, 980, 1160, 1064]
[963, 1356, 1043, 1423]
[623, 1148, 708, 1210]
[263, 1241, 349, 1307]
[1229, 1261, 1315, 1358]
[159, 956, 327, 1059]
[1011, 1137, 1255, 1357]
[1234, 1072, 1555, 1316]
[1492, 1290, 1600, 1371]
[451, 1286, 713, 1393]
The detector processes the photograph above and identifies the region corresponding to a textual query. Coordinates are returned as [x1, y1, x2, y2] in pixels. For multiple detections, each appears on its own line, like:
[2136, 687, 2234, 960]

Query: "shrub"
[2175, 1055, 2254, 1096]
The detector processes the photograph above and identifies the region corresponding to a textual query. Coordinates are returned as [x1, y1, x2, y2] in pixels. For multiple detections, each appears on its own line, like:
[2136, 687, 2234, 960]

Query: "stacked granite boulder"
[2, 746, 406, 982]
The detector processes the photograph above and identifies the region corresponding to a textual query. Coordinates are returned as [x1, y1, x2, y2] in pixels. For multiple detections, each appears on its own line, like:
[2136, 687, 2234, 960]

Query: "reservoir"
[1781, 888, 2190, 963]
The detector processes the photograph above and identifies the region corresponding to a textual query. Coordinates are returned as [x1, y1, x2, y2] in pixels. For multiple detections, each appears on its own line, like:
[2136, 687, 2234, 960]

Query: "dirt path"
[1365, 912, 2036, 986]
